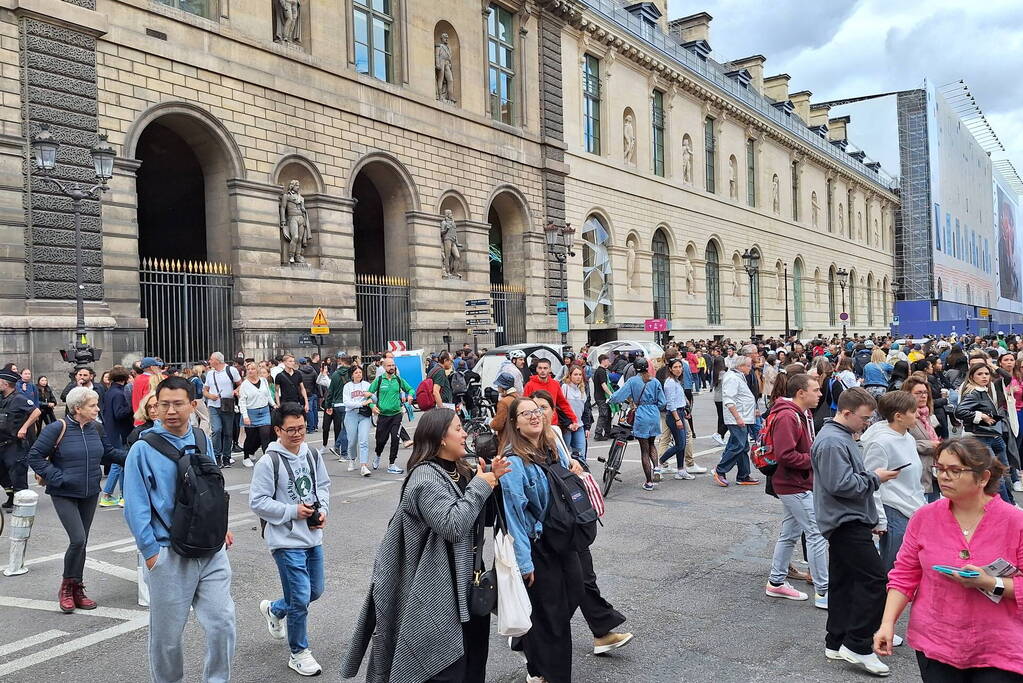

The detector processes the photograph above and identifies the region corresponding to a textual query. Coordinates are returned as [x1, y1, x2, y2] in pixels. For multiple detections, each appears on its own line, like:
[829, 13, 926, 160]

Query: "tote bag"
[494, 529, 532, 637]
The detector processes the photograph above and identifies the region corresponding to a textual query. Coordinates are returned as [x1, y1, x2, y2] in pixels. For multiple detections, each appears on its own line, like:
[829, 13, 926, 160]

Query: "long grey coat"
[340, 462, 493, 683]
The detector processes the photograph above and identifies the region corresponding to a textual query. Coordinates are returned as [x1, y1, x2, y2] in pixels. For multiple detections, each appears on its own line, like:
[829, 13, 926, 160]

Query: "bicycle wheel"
[602, 436, 626, 497]
[463, 418, 492, 457]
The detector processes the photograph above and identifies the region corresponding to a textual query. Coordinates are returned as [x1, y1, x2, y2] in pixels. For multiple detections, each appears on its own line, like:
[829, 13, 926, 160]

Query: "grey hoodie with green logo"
[248, 440, 331, 551]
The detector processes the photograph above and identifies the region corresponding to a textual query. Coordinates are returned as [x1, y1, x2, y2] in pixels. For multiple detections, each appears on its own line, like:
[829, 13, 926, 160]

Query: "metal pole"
[840, 284, 847, 339]
[73, 196, 85, 339]
[4, 490, 39, 576]
[561, 254, 568, 349]
[783, 264, 790, 336]
[748, 272, 756, 340]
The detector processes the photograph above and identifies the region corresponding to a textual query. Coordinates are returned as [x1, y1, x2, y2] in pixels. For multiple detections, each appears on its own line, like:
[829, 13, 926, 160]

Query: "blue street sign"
[557, 301, 570, 334]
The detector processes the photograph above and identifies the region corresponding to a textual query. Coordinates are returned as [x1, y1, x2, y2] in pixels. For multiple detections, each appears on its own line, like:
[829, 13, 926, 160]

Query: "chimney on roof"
[809, 105, 830, 129]
[763, 74, 790, 102]
[789, 90, 812, 124]
[828, 115, 850, 150]
[668, 12, 712, 46]
[727, 55, 765, 94]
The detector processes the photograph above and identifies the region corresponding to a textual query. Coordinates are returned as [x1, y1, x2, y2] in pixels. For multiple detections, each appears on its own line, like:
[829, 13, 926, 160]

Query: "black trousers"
[425, 614, 491, 683]
[322, 407, 344, 448]
[594, 401, 611, 439]
[714, 401, 726, 437]
[375, 413, 402, 463]
[52, 494, 98, 580]
[522, 542, 583, 683]
[242, 425, 274, 457]
[826, 522, 886, 655]
[0, 442, 28, 494]
[578, 549, 625, 638]
[917, 651, 1023, 682]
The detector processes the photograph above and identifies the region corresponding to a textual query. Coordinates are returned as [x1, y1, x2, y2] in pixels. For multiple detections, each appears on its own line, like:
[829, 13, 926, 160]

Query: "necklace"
[447, 468, 460, 483]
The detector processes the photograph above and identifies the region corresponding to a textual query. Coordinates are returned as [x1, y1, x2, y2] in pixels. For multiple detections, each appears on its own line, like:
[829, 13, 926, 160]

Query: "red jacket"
[767, 398, 816, 495]
[523, 374, 578, 424]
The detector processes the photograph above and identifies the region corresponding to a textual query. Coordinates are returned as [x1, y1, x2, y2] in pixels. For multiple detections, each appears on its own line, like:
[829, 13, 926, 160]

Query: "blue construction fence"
[892, 299, 1023, 337]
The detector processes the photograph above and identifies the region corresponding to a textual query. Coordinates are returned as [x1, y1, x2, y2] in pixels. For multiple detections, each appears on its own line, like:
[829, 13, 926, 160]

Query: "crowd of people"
[0, 331, 1022, 681]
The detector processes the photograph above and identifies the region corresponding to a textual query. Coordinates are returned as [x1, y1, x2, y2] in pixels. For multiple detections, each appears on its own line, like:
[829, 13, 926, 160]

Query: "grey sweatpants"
[143, 546, 236, 683]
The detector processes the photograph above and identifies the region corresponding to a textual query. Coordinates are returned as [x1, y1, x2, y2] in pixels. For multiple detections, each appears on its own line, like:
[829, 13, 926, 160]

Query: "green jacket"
[326, 366, 351, 407]
[369, 372, 412, 416]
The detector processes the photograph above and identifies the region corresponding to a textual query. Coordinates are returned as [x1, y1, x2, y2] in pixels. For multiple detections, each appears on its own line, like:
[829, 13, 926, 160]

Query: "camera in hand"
[306, 500, 323, 528]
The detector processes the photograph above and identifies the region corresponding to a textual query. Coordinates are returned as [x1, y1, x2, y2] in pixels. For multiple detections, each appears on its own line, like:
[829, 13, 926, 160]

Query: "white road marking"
[84, 558, 138, 583]
[0, 596, 146, 621]
[0, 618, 148, 678]
[0, 629, 68, 657]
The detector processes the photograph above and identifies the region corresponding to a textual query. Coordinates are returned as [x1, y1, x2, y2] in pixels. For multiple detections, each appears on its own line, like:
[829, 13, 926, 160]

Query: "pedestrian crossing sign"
[311, 308, 330, 334]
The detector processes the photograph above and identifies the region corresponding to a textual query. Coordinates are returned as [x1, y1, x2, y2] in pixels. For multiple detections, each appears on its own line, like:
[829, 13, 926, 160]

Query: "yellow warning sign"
[311, 308, 330, 335]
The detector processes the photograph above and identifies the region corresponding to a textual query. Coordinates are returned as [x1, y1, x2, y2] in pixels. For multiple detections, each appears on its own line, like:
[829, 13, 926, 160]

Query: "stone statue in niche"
[435, 33, 456, 104]
[873, 219, 880, 246]
[440, 209, 463, 278]
[625, 236, 638, 292]
[732, 264, 742, 298]
[684, 257, 695, 297]
[280, 179, 311, 264]
[728, 157, 738, 199]
[681, 137, 693, 183]
[815, 273, 822, 303]
[857, 212, 864, 240]
[838, 204, 845, 234]
[274, 0, 301, 44]
[623, 113, 636, 165]
[775, 262, 784, 301]
[771, 175, 780, 214]
[811, 193, 820, 228]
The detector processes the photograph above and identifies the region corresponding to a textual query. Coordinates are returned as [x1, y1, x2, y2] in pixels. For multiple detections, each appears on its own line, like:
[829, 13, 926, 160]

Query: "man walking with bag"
[250, 402, 330, 677]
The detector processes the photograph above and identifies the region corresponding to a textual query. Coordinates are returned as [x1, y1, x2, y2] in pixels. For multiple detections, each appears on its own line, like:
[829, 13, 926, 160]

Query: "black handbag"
[469, 512, 496, 617]
[359, 404, 373, 417]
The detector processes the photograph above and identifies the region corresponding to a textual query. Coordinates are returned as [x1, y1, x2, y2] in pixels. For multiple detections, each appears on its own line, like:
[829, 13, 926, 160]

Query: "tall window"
[746, 138, 756, 207]
[705, 242, 721, 324]
[849, 275, 857, 325]
[793, 259, 804, 329]
[751, 250, 762, 326]
[581, 215, 613, 324]
[867, 276, 874, 326]
[828, 268, 837, 325]
[826, 179, 834, 232]
[651, 230, 671, 319]
[487, 4, 515, 124]
[791, 162, 800, 222]
[847, 190, 855, 239]
[651, 90, 665, 177]
[353, 0, 393, 82]
[157, 0, 217, 19]
[704, 117, 715, 193]
[582, 55, 601, 154]
[883, 280, 889, 321]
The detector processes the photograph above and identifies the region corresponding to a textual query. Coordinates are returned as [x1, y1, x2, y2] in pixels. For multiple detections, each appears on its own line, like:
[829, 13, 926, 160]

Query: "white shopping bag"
[137, 552, 150, 607]
[494, 529, 532, 637]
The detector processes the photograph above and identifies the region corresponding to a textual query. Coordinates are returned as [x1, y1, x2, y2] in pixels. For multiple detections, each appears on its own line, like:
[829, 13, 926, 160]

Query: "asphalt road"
[0, 392, 915, 682]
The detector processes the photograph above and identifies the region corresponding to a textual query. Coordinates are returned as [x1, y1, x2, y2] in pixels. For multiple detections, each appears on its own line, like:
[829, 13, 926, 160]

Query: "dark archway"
[488, 206, 503, 285]
[352, 173, 386, 276]
[135, 122, 207, 262]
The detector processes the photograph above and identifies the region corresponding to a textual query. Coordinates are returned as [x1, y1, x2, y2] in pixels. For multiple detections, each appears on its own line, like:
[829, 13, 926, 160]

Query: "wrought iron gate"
[491, 284, 526, 347]
[140, 258, 234, 366]
[356, 273, 411, 353]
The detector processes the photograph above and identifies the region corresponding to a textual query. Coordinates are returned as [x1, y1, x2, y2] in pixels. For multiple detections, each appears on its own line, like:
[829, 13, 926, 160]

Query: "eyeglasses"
[277, 426, 306, 436]
[516, 408, 544, 420]
[157, 401, 190, 411]
[931, 465, 978, 479]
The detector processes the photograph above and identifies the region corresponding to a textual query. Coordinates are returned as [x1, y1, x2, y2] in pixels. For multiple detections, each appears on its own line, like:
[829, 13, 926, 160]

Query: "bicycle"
[597, 411, 632, 497]
[463, 415, 494, 458]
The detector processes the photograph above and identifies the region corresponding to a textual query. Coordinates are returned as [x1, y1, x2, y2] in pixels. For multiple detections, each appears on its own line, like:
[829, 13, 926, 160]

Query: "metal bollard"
[4, 490, 39, 576]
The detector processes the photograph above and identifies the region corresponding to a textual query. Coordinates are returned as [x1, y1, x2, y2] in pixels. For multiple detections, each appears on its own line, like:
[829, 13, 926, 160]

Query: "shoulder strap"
[141, 432, 184, 462]
[304, 450, 319, 502]
[53, 418, 68, 453]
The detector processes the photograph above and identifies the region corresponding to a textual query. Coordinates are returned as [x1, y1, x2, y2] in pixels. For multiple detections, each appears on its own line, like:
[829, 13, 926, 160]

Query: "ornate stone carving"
[435, 32, 456, 104]
[440, 209, 462, 278]
[811, 192, 820, 228]
[626, 235, 638, 292]
[274, 0, 301, 44]
[684, 257, 695, 297]
[775, 261, 784, 301]
[681, 136, 693, 183]
[728, 156, 738, 199]
[771, 174, 780, 214]
[623, 112, 636, 165]
[280, 179, 311, 264]
[732, 263, 742, 298]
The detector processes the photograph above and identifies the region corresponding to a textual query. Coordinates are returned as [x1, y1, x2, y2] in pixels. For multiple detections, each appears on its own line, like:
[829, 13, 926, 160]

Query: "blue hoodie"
[122, 421, 216, 560]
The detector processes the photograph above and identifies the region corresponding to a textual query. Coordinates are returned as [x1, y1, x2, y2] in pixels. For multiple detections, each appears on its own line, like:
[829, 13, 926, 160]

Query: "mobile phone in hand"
[933, 565, 980, 578]
[891, 462, 911, 471]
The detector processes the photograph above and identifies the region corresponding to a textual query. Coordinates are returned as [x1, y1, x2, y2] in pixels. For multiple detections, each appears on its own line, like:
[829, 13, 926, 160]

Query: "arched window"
[793, 259, 804, 330]
[882, 277, 889, 324]
[582, 214, 613, 325]
[751, 248, 762, 326]
[828, 267, 837, 326]
[651, 230, 671, 319]
[867, 274, 874, 327]
[705, 241, 721, 325]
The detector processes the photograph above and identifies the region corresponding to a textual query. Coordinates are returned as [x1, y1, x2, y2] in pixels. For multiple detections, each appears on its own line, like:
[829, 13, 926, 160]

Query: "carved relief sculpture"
[728, 156, 738, 199]
[857, 212, 864, 240]
[684, 257, 695, 297]
[732, 264, 741, 298]
[280, 179, 311, 264]
[771, 175, 780, 214]
[838, 204, 845, 234]
[435, 32, 456, 104]
[274, 0, 301, 44]
[681, 136, 693, 183]
[811, 192, 820, 229]
[623, 112, 636, 165]
[440, 209, 462, 278]
[775, 262, 784, 301]
[626, 236, 638, 292]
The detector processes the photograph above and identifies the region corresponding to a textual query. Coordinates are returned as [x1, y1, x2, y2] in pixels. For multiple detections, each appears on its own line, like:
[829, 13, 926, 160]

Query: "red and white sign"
[644, 318, 668, 332]
[387, 340, 408, 352]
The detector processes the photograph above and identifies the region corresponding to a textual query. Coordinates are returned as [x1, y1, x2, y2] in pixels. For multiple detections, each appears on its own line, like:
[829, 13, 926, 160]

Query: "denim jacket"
[499, 443, 569, 574]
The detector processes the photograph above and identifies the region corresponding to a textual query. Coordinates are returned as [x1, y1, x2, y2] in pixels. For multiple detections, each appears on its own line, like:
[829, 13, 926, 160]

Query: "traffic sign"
[465, 298, 489, 307]
[644, 318, 668, 332]
[980, 308, 990, 317]
[557, 301, 570, 334]
[469, 328, 495, 335]
[466, 318, 493, 327]
[839, 312, 849, 322]
[892, 315, 900, 325]
[311, 308, 330, 335]
[387, 340, 407, 352]
[298, 334, 316, 345]
[465, 307, 491, 316]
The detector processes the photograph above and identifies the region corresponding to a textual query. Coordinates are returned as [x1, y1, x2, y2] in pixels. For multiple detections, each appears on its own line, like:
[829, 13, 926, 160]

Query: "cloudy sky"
[666, 0, 1023, 181]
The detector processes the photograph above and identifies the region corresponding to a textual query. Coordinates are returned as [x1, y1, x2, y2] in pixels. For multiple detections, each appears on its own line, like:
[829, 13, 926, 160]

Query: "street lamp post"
[544, 221, 575, 350]
[741, 248, 760, 341]
[836, 267, 849, 339]
[783, 263, 790, 338]
[890, 279, 901, 333]
[30, 124, 116, 369]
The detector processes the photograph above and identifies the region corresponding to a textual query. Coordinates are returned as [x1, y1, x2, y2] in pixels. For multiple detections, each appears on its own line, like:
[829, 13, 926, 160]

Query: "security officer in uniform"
[0, 368, 41, 511]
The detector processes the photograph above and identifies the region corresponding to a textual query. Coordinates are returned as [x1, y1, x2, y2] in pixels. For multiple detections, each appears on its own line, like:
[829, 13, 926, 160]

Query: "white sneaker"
[361, 465, 371, 477]
[372, 455, 381, 470]
[660, 464, 678, 473]
[814, 593, 828, 610]
[347, 459, 356, 472]
[893, 634, 903, 647]
[288, 648, 322, 676]
[1013, 480, 1023, 492]
[259, 600, 287, 640]
[838, 645, 890, 676]
[525, 675, 547, 683]
[712, 433, 726, 446]
[674, 470, 696, 480]
[825, 647, 843, 660]
[688, 465, 708, 474]
[228, 457, 236, 465]
[243, 457, 254, 468]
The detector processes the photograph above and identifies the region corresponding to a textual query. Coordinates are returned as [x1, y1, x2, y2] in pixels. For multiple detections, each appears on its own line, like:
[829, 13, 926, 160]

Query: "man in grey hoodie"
[811, 387, 901, 677]
[249, 402, 331, 677]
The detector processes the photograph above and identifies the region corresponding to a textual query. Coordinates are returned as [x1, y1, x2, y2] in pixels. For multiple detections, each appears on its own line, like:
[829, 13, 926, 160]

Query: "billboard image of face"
[999, 185, 1021, 302]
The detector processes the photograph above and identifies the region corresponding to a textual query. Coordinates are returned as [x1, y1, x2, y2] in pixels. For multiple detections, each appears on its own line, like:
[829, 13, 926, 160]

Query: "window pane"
[354, 0, 368, 5]
[373, 18, 388, 55]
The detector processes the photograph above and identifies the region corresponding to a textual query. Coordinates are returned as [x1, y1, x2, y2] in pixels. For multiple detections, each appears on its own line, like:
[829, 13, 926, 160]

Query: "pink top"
[1010, 378, 1023, 412]
[888, 496, 1023, 674]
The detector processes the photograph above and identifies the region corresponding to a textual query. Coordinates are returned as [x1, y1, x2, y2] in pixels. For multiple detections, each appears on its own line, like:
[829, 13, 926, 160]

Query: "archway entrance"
[486, 190, 529, 346]
[350, 159, 414, 353]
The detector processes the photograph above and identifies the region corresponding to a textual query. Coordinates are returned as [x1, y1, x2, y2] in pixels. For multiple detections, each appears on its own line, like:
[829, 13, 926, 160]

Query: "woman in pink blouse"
[873, 437, 1023, 680]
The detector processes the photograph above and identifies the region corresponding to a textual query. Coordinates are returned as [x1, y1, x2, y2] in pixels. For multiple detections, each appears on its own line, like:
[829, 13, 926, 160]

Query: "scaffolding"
[894, 89, 934, 302]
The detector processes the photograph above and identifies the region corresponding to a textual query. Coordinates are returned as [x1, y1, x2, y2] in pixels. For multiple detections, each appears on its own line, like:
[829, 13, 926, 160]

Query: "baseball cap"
[140, 356, 165, 369]
[864, 340, 874, 348]
[298, 357, 309, 364]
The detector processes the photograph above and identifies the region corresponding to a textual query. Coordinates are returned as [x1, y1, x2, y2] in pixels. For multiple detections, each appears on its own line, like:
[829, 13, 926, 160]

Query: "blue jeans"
[977, 435, 1015, 504]
[333, 405, 348, 454]
[270, 545, 324, 654]
[306, 394, 319, 431]
[566, 425, 587, 462]
[344, 410, 372, 464]
[102, 464, 122, 496]
[208, 405, 235, 463]
[879, 504, 910, 574]
[659, 412, 688, 469]
[716, 424, 752, 480]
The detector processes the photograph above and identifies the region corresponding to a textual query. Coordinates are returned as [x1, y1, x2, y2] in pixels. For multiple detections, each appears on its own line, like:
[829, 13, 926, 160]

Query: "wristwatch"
[991, 577, 1005, 597]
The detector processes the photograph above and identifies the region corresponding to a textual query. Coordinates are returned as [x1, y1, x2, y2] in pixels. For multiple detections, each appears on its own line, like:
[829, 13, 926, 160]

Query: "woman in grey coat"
[341, 408, 509, 683]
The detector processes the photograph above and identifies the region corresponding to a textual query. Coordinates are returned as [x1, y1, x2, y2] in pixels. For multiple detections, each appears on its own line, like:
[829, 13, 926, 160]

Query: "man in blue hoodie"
[250, 402, 331, 677]
[123, 376, 236, 683]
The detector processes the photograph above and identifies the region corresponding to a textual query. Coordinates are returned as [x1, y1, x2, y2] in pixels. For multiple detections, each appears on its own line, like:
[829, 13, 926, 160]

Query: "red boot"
[72, 581, 97, 610]
[58, 578, 75, 613]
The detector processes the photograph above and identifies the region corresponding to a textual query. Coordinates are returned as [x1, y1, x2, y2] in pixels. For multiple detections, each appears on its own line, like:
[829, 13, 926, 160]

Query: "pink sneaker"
[765, 582, 809, 601]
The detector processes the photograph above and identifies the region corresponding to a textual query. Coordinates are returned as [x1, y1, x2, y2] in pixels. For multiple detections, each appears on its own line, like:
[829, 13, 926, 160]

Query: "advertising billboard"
[995, 178, 1022, 312]
[927, 83, 996, 308]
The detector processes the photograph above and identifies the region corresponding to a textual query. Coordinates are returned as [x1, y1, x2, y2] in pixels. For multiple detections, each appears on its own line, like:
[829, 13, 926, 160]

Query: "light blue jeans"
[879, 504, 910, 574]
[344, 410, 372, 464]
[769, 491, 829, 595]
[270, 545, 324, 654]
[102, 464, 122, 496]
[566, 425, 587, 461]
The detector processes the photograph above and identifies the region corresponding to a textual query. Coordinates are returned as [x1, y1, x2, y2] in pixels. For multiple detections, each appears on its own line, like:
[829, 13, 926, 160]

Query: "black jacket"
[27, 416, 125, 498]
[954, 388, 1004, 438]
[60, 381, 104, 403]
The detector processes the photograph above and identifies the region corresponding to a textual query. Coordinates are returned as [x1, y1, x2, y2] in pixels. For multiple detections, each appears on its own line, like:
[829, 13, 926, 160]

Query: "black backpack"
[538, 455, 598, 553]
[142, 431, 229, 558]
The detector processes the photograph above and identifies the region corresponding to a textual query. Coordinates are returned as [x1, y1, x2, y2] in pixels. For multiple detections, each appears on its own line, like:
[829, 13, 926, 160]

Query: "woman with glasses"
[127, 392, 158, 446]
[954, 363, 1014, 503]
[874, 437, 1023, 681]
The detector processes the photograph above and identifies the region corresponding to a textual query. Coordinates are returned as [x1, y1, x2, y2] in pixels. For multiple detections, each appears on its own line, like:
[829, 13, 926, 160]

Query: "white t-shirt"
[203, 366, 240, 408]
